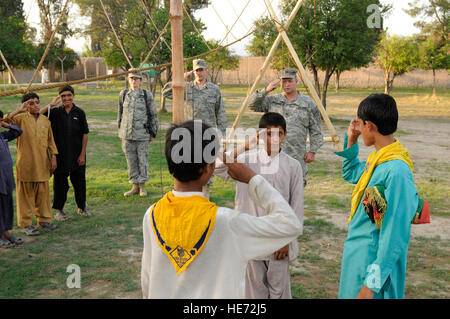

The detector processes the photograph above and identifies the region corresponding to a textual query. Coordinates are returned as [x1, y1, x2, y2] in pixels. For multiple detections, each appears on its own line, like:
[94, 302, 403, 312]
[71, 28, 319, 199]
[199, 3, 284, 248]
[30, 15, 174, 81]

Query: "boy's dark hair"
[21, 92, 39, 103]
[165, 120, 219, 182]
[58, 85, 74, 95]
[0, 110, 3, 118]
[357, 94, 398, 135]
[258, 112, 287, 133]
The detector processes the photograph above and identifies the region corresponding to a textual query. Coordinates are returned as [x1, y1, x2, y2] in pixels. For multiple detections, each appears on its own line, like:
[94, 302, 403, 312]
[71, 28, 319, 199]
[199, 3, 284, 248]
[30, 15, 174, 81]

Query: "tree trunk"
[321, 66, 335, 110]
[335, 70, 341, 93]
[432, 69, 437, 97]
[384, 71, 391, 95]
[310, 64, 321, 100]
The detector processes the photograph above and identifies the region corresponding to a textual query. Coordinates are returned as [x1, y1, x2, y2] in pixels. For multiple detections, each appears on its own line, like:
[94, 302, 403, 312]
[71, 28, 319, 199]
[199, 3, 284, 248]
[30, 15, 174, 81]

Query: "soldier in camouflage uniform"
[163, 59, 227, 197]
[118, 70, 158, 197]
[248, 68, 323, 186]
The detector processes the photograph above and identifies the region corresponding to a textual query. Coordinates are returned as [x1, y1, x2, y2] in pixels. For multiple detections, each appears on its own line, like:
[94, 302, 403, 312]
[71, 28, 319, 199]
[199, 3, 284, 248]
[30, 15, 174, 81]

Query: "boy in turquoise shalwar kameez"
[335, 94, 418, 299]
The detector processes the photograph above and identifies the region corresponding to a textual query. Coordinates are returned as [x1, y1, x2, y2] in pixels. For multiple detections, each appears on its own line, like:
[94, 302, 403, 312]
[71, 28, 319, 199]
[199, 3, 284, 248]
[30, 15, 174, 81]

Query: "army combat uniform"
[162, 59, 227, 196]
[248, 82, 323, 185]
[162, 80, 227, 137]
[118, 87, 158, 186]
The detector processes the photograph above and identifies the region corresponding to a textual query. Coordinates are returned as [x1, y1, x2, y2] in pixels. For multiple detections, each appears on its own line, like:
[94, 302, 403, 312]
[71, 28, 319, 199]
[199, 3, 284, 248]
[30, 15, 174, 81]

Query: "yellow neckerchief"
[348, 139, 413, 224]
[151, 191, 218, 275]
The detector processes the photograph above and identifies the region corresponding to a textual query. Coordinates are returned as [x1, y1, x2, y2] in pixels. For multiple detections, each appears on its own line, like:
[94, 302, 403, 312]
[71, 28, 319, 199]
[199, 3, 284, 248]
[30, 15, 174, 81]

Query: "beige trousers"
[245, 258, 292, 299]
[16, 181, 52, 228]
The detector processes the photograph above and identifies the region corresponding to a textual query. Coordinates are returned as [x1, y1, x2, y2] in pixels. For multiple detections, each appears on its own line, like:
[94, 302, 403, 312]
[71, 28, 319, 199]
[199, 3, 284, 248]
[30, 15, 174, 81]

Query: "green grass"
[0, 85, 448, 299]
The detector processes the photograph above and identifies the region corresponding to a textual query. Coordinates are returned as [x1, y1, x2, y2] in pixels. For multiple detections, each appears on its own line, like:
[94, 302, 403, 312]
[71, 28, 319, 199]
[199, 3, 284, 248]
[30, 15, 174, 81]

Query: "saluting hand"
[50, 95, 61, 107]
[18, 101, 29, 113]
[266, 79, 280, 92]
[347, 118, 361, 147]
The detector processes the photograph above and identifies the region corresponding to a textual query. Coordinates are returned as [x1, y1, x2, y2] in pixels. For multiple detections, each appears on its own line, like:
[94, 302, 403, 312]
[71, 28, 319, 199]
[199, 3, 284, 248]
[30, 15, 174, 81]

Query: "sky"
[22, 0, 422, 57]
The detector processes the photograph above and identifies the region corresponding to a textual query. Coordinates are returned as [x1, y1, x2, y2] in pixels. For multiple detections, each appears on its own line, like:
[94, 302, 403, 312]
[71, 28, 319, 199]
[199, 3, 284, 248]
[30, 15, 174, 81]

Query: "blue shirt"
[0, 124, 23, 194]
[335, 134, 418, 299]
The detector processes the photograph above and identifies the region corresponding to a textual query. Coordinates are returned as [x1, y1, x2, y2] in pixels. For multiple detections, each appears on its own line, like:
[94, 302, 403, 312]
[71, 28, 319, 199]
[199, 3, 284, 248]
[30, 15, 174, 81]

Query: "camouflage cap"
[280, 68, 298, 79]
[128, 68, 143, 79]
[193, 59, 207, 70]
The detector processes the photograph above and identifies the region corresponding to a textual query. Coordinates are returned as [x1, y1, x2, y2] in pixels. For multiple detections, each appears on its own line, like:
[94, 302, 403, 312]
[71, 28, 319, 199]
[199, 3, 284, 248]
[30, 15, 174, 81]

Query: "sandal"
[24, 226, 41, 236]
[55, 211, 69, 221]
[38, 222, 57, 230]
[77, 208, 90, 218]
[0, 238, 15, 248]
[8, 235, 24, 245]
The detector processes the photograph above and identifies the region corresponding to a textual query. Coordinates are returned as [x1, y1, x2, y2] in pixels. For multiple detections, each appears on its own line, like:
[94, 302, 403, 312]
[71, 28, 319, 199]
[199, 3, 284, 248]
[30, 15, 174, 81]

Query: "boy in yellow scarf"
[140, 120, 301, 298]
[335, 94, 418, 299]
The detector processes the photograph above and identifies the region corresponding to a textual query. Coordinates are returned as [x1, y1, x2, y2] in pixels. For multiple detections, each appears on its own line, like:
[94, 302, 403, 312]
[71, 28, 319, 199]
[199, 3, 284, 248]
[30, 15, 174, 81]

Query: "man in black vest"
[41, 85, 90, 220]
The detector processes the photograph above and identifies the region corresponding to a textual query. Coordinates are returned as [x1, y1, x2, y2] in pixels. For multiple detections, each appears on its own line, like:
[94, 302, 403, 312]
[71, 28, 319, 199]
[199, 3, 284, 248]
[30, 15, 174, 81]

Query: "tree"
[74, 0, 210, 91]
[375, 33, 420, 95]
[418, 36, 449, 96]
[247, 0, 389, 108]
[0, 1, 36, 73]
[204, 40, 240, 84]
[406, 0, 449, 96]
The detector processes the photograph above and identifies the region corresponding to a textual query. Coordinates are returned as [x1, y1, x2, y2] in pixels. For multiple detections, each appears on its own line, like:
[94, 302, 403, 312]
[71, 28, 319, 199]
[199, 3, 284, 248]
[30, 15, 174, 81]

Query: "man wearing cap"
[163, 59, 227, 197]
[248, 68, 323, 186]
[118, 69, 158, 197]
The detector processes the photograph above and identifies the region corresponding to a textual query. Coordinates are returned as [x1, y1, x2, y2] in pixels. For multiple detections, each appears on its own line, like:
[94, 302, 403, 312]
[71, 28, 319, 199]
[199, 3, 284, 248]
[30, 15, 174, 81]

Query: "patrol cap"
[193, 59, 207, 70]
[128, 68, 143, 79]
[280, 68, 298, 79]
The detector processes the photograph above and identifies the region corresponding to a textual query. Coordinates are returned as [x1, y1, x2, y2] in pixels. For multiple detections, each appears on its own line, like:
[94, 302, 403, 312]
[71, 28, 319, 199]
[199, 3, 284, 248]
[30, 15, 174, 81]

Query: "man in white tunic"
[215, 112, 304, 298]
[141, 120, 302, 299]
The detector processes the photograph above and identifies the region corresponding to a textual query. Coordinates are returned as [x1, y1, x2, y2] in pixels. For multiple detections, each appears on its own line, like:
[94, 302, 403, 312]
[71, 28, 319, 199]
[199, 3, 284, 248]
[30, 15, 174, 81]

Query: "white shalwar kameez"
[215, 149, 304, 298]
[141, 174, 302, 299]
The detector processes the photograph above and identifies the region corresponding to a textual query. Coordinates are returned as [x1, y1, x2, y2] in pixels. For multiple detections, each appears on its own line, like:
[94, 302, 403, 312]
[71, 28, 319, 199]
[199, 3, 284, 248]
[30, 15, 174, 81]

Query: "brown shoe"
[139, 183, 147, 197]
[124, 183, 139, 197]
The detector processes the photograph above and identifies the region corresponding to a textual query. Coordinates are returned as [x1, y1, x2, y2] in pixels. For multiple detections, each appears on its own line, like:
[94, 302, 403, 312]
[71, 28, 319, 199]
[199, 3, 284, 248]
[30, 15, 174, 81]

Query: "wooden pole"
[227, 0, 305, 143]
[0, 49, 20, 88]
[27, 0, 69, 90]
[170, 0, 185, 124]
[264, 0, 342, 150]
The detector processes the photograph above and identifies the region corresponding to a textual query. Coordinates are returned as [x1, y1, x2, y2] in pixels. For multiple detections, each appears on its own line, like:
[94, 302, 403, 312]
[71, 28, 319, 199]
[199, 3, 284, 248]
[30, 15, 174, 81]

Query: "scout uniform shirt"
[6, 113, 58, 181]
[141, 175, 302, 299]
[248, 89, 324, 180]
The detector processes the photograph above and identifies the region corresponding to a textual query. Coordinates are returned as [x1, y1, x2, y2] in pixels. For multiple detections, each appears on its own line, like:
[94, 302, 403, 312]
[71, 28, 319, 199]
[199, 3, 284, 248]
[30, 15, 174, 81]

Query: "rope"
[99, 0, 134, 68]
[183, 3, 211, 50]
[225, 0, 249, 31]
[0, 17, 271, 98]
[139, 0, 173, 54]
[210, 2, 238, 42]
[27, 0, 70, 89]
[140, 19, 171, 68]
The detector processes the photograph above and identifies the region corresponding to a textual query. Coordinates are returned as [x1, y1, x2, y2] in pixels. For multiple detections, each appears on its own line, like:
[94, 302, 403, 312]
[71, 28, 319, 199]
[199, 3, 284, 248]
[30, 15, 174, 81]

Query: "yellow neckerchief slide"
[348, 139, 413, 224]
[151, 191, 218, 275]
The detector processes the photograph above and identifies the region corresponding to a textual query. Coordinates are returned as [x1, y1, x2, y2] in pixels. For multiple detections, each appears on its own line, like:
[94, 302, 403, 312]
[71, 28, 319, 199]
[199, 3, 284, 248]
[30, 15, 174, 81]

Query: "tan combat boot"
[139, 183, 147, 197]
[124, 183, 139, 197]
